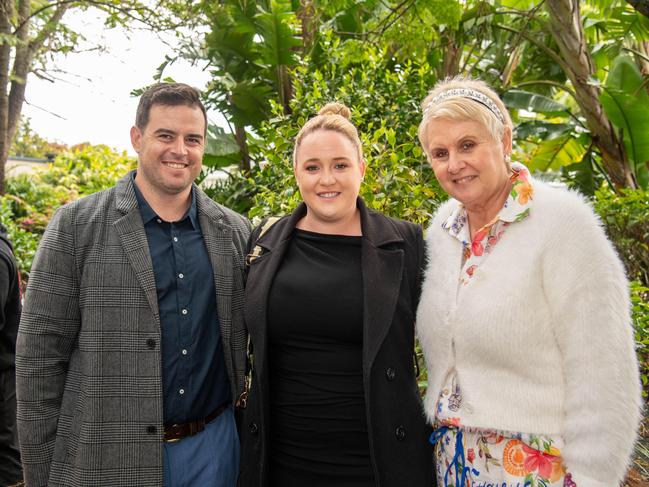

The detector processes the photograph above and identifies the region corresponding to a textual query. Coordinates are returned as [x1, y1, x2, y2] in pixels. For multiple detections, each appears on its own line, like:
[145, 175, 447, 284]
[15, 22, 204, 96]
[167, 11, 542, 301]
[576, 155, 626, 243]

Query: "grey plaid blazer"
[15, 172, 251, 487]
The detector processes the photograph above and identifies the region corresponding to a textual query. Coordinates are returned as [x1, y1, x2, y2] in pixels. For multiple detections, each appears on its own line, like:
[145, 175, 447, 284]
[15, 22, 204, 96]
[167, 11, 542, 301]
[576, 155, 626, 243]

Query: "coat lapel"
[359, 200, 405, 371]
[113, 172, 160, 322]
[245, 207, 306, 382]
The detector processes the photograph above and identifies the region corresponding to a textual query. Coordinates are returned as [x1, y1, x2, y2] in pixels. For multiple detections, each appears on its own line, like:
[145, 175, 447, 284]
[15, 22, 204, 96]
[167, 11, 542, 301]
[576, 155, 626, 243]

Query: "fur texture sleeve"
[541, 188, 641, 487]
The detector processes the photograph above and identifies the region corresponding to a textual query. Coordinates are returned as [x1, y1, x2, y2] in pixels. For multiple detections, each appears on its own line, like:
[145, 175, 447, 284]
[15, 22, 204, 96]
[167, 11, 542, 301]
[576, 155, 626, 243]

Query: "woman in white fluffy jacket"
[416, 76, 641, 487]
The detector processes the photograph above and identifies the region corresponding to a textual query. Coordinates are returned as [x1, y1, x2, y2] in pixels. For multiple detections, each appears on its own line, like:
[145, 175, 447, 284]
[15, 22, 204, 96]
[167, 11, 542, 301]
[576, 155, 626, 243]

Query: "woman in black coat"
[239, 103, 433, 487]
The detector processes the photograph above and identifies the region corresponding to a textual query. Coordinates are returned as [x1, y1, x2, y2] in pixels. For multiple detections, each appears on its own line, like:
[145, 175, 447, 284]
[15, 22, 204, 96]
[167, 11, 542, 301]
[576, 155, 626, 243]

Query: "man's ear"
[130, 126, 142, 153]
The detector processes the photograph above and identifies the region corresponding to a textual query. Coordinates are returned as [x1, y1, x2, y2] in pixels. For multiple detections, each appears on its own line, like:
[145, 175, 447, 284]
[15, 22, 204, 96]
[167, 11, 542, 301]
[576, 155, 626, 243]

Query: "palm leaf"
[503, 89, 568, 114]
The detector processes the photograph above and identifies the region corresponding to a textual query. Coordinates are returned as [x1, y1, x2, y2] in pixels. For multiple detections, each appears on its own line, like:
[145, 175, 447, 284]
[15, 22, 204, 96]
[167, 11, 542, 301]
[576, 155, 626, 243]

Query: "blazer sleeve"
[15, 206, 81, 487]
[542, 195, 641, 487]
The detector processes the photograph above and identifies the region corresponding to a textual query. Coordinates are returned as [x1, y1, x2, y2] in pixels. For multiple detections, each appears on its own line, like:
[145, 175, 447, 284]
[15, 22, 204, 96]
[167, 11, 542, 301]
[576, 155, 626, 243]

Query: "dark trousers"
[0, 367, 22, 486]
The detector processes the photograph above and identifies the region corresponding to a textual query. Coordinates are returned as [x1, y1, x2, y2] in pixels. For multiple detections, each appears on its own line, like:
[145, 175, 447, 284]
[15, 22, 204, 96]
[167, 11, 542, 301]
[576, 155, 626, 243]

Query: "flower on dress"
[466, 265, 477, 277]
[515, 181, 534, 205]
[471, 239, 485, 256]
[467, 448, 475, 464]
[442, 417, 462, 427]
[523, 444, 556, 479]
[563, 472, 576, 487]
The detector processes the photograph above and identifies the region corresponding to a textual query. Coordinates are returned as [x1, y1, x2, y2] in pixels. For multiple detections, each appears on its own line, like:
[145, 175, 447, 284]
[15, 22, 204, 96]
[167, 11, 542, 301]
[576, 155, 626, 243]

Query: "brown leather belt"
[164, 402, 229, 443]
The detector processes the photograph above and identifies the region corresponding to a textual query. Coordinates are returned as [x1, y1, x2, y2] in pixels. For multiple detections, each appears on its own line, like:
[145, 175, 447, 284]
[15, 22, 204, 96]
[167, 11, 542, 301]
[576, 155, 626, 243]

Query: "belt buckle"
[165, 423, 182, 443]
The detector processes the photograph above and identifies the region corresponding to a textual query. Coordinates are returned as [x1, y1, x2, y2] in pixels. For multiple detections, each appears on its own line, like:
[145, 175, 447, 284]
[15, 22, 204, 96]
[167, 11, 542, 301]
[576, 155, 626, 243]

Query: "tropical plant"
[192, 0, 649, 194]
[245, 35, 446, 224]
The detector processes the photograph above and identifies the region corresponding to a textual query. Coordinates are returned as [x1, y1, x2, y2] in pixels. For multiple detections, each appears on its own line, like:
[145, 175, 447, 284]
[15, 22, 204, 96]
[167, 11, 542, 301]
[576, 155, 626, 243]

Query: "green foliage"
[594, 186, 649, 397]
[631, 281, 649, 398]
[202, 170, 258, 216]
[600, 55, 649, 188]
[245, 36, 446, 225]
[594, 186, 649, 286]
[0, 145, 135, 280]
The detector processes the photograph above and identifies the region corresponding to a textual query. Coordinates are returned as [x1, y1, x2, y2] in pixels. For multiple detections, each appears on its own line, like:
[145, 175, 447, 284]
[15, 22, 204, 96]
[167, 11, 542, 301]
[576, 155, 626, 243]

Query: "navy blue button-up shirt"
[133, 178, 231, 425]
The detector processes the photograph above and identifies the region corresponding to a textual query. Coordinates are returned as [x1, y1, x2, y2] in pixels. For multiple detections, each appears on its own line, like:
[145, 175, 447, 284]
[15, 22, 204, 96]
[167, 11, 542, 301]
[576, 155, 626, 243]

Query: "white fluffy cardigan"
[416, 180, 642, 487]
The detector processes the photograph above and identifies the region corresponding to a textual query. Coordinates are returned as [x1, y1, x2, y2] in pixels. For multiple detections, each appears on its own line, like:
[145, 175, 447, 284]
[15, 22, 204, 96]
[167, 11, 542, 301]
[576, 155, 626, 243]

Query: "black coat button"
[386, 367, 396, 381]
[395, 425, 406, 441]
[146, 425, 156, 434]
[146, 339, 156, 349]
[249, 422, 259, 435]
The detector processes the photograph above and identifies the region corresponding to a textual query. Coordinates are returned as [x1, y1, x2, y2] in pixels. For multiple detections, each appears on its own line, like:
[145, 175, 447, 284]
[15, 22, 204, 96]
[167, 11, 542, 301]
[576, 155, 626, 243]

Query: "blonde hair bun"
[318, 102, 351, 120]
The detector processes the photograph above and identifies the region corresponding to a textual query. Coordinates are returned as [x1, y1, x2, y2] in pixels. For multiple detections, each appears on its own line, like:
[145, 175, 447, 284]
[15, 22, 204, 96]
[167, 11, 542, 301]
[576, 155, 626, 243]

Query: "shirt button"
[395, 425, 406, 441]
[182, 349, 188, 355]
[173, 237, 178, 242]
[182, 309, 188, 315]
[156, 219, 162, 224]
[179, 389, 185, 395]
[178, 273, 184, 279]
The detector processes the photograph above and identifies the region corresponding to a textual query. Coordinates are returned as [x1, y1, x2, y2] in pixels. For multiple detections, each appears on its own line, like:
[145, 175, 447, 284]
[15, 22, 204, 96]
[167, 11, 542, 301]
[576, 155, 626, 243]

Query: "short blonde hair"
[293, 102, 363, 165]
[418, 77, 513, 158]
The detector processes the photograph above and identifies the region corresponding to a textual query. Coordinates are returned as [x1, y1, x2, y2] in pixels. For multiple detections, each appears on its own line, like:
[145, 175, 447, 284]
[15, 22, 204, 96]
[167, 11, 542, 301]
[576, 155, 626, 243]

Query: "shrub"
[0, 145, 135, 281]
[594, 186, 649, 286]
[593, 186, 649, 397]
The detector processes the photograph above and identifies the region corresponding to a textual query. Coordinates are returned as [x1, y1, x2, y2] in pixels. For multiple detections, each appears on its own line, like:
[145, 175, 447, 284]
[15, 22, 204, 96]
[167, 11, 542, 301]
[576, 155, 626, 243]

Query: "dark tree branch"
[626, 0, 649, 18]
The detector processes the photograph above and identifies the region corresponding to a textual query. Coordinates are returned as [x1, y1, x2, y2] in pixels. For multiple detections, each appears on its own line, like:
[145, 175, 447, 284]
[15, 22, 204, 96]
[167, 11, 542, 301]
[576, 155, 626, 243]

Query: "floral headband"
[422, 88, 506, 124]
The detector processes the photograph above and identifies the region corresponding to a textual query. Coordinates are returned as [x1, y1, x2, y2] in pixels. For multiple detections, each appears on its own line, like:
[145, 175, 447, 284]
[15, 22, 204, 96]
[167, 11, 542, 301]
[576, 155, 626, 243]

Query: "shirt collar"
[131, 172, 198, 228]
[441, 162, 534, 242]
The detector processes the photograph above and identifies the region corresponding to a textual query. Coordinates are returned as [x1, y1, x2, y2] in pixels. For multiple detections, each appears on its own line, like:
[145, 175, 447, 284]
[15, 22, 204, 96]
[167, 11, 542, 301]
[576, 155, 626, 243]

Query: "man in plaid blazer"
[16, 83, 251, 487]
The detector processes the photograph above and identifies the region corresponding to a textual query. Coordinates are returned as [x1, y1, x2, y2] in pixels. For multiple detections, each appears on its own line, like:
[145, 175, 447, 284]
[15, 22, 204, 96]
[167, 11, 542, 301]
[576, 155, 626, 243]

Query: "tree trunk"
[297, 0, 316, 54]
[0, 0, 15, 194]
[0, 1, 68, 194]
[439, 32, 461, 78]
[545, 0, 637, 189]
[234, 124, 251, 173]
[276, 64, 292, 115]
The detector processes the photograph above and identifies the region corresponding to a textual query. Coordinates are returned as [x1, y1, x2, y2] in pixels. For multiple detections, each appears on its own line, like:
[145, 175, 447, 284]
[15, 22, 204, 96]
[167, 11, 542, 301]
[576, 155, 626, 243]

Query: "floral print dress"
[432, 163, 576, 487]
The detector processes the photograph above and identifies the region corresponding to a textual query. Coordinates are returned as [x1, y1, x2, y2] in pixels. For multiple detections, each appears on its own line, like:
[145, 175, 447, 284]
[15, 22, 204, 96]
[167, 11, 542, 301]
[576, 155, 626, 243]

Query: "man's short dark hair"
[135, 83, 207, 134]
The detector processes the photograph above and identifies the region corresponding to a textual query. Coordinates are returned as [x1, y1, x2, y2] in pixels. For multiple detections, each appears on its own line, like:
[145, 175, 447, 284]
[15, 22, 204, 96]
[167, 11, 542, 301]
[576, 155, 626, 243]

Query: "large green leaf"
[599, 6, 649, 42]
[528, 134, 588, 172]
[229, 80, 275, 127]
[255, 4, 301, 67]
[203, 125, 241, 169]
[515, 120, 573, 140]
[502, 89, 569, 114]
[204, 125, 240, 157]
[601, 55, 649, 187]
[498, 0, 536, 9]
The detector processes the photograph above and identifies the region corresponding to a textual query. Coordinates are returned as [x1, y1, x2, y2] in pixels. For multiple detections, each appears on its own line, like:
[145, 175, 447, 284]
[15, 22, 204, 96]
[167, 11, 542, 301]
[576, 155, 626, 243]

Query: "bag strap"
[236, 216, 281, 409]
[245, 216, 281, 266]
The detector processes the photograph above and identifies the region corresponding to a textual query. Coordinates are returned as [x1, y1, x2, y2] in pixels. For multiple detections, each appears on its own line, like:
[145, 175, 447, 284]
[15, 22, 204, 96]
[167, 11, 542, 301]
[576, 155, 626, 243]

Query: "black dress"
[267, 229, 374, 487]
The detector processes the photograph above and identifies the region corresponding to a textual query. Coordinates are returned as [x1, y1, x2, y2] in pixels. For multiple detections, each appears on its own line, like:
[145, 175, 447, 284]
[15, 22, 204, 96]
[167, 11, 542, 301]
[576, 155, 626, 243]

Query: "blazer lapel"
[113, 172, 160, 322]
[194, 190, 235, 346]
[359, 199, 405, 372]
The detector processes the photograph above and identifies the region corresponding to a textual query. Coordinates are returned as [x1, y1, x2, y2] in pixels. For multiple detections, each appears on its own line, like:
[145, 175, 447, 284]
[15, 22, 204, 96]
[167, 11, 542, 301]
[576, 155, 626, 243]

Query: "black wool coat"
[239, 198, 434, 487]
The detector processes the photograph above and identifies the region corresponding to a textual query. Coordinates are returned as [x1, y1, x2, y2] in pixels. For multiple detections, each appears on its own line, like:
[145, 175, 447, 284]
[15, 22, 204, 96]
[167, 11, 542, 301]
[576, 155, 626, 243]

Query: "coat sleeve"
[542, 192, 641, 487]
[0, 254, 11, 330]
[16, 206, 81, 487]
